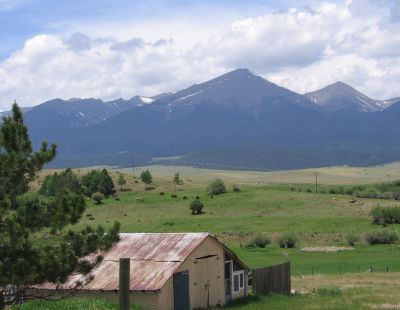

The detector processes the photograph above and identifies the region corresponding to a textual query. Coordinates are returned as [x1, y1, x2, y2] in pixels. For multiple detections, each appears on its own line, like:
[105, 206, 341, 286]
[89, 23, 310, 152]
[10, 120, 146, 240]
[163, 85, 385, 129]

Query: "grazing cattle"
[349, 199, 357, 204]
[182, 196, 187, 200]
[159, 192, 165, 196]
[171, 194, 177, 198]
[124, 214, 127, 217]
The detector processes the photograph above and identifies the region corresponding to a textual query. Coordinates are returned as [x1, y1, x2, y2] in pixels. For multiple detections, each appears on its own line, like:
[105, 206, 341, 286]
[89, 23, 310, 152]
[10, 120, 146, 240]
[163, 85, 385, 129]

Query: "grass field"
[24, 163, 400, 309]
[13, 273, 400, 309]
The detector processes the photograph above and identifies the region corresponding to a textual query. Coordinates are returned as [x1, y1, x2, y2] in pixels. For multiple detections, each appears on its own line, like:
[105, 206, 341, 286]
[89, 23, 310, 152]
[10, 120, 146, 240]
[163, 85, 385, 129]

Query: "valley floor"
[25, 164, 400, 309]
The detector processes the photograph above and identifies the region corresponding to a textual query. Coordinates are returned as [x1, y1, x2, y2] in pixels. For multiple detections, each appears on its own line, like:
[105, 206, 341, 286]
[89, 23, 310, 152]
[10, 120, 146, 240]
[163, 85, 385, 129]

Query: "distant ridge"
[304, 81, 394, 112]
[2, 68, 400, 169]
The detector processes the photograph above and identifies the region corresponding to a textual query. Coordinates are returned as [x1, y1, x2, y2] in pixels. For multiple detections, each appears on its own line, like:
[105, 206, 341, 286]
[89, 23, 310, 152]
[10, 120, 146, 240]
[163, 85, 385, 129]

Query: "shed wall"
[159, 236, 225, 310]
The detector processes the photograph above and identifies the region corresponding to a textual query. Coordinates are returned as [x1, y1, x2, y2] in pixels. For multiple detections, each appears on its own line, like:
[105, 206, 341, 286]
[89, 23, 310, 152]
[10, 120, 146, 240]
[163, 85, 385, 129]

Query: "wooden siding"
[159, 236, 225, 310]
[252, 261, 291, 295]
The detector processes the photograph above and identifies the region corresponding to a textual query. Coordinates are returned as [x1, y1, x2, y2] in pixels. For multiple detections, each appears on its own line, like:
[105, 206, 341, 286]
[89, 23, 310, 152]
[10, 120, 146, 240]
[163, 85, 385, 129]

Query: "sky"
[0, 0, 399, 110]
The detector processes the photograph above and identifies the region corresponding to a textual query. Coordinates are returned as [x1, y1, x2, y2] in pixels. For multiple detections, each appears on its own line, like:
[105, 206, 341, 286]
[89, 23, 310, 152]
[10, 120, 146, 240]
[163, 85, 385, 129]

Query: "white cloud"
[0, 1, 399, 110]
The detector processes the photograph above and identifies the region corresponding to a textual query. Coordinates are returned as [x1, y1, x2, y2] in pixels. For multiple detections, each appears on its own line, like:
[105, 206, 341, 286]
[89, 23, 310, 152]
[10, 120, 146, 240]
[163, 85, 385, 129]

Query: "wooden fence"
[252, 261, 291, 295]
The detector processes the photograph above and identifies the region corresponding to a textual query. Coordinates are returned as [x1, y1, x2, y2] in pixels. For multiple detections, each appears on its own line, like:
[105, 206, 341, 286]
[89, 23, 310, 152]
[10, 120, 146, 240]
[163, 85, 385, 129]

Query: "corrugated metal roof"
[36, 233, 210, 291]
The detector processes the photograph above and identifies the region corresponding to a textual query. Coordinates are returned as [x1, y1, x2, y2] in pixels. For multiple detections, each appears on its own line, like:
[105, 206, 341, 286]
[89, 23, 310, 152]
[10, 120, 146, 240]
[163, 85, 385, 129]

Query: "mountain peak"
[305, 81, 383, 112]
[151, 68, 314, 111]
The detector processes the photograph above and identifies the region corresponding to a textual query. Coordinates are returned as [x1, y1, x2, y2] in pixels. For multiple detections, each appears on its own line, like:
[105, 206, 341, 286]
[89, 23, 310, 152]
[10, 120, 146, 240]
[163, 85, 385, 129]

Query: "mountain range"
[2, 68, 400, 170]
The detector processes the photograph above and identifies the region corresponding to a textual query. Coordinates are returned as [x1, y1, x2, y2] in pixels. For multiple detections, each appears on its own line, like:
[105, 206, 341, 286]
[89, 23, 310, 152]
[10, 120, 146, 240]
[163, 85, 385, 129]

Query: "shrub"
[190, 198, 204, 215]
[233, 184, 241, 192]
[278, 234, 297, 248]
[366, 230, 399, 245]
[207, 179, 226, 195]
[246, 235, 271, 248]
[370, 206, 400, 225]
[140, 169, 153, 185]
[91, 192, 105, 205]
[144, 185, 156, 191]
[345, 233, 359, 246]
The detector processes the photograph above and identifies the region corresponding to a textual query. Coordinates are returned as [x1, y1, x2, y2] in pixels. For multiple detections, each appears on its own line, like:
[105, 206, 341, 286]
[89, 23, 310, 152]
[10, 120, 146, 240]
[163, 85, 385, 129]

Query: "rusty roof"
[36, 233, 211, 291]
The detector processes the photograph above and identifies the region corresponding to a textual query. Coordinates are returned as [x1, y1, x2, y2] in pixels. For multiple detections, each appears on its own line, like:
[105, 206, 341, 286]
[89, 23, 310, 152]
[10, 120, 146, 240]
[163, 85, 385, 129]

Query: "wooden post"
[119, 258, 130, 310]
[0, 290, 5, 310]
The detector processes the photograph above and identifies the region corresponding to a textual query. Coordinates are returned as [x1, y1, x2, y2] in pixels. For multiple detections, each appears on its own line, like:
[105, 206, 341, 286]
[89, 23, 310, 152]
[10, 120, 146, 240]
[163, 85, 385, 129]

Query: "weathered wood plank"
[252, 261, 290, 296]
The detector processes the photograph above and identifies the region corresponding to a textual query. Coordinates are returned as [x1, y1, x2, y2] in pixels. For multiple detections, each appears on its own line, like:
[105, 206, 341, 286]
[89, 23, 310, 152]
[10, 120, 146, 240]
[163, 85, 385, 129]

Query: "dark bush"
[144, 185, 156, 191]
[366, 230, 399, 245]
[207, 179, 226, 195]
[371, 206, 400, 225]
[190, 198, 204, 215]
[246, 235, 271, 248]
[278, 234, 297, 248]
[91, 192, 105, 205]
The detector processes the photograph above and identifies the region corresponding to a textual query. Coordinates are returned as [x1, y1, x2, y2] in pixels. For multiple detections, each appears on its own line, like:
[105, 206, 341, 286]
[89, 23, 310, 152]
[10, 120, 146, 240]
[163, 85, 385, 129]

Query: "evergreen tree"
[0, 103, 120, 308]
[82, 169, 115, 197]
[173, 172, 181, 190]
[40, 168, 82, 196]
[140, 169, 152, 185]
[118, 174, 126, 191]
[190, 197, 204, 215]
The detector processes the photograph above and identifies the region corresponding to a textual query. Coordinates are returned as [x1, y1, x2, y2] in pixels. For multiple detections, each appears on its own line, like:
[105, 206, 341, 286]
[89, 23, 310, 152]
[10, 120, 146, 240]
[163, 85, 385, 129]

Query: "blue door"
[173, 271, 190, 310]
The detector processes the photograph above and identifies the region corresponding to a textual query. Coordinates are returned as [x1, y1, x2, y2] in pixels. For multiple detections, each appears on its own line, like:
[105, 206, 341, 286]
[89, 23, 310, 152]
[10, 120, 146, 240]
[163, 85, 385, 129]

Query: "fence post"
[119, 258, 130, 310]
[0, 290, 4, 310]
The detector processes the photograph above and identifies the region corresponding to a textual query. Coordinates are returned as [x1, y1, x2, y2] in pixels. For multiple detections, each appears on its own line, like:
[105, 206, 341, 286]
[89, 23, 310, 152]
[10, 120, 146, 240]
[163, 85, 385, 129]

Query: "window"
[232, 271, 244, 293]
[233, 274, 240, 293]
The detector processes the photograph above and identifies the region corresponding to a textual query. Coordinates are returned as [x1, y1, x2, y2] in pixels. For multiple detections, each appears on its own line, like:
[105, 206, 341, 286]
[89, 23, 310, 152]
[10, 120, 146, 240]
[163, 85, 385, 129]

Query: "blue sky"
[0, 0, 399, 110]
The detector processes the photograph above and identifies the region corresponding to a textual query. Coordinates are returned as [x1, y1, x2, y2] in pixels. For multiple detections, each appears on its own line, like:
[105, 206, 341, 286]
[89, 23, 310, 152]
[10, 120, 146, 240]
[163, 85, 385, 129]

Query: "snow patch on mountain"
[139, 97, 154, 104]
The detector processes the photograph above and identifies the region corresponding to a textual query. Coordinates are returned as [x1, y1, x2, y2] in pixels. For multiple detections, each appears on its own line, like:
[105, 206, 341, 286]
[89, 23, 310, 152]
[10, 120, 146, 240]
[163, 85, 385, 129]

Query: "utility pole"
[315, 172, 318, 193]
[130, 156, 135, 175]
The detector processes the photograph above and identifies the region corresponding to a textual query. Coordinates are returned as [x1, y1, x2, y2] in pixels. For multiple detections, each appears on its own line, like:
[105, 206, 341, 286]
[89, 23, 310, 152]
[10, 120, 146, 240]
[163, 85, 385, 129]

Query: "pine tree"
[118, 174, 126, 191]
[140, 169, 152, 185]
[0, 103, 120, 308]
[82, 169, 115, 197]
[173, 172, 181, 191]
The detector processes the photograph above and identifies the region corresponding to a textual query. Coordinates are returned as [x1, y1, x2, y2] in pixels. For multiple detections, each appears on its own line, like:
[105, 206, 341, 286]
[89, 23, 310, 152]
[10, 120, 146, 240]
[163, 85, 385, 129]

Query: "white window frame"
[232, 270, 244, 293]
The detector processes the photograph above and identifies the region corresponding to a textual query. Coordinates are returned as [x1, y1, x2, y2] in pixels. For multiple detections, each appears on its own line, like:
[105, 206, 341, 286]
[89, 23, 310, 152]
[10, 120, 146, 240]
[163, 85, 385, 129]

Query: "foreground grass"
[13, 273, 400, 309]
[11, 298, 124, 309]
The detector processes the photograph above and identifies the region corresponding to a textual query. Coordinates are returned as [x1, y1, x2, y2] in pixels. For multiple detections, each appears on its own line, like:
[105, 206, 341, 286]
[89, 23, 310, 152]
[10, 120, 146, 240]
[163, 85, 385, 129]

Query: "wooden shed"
[34, 233, 248, 309]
